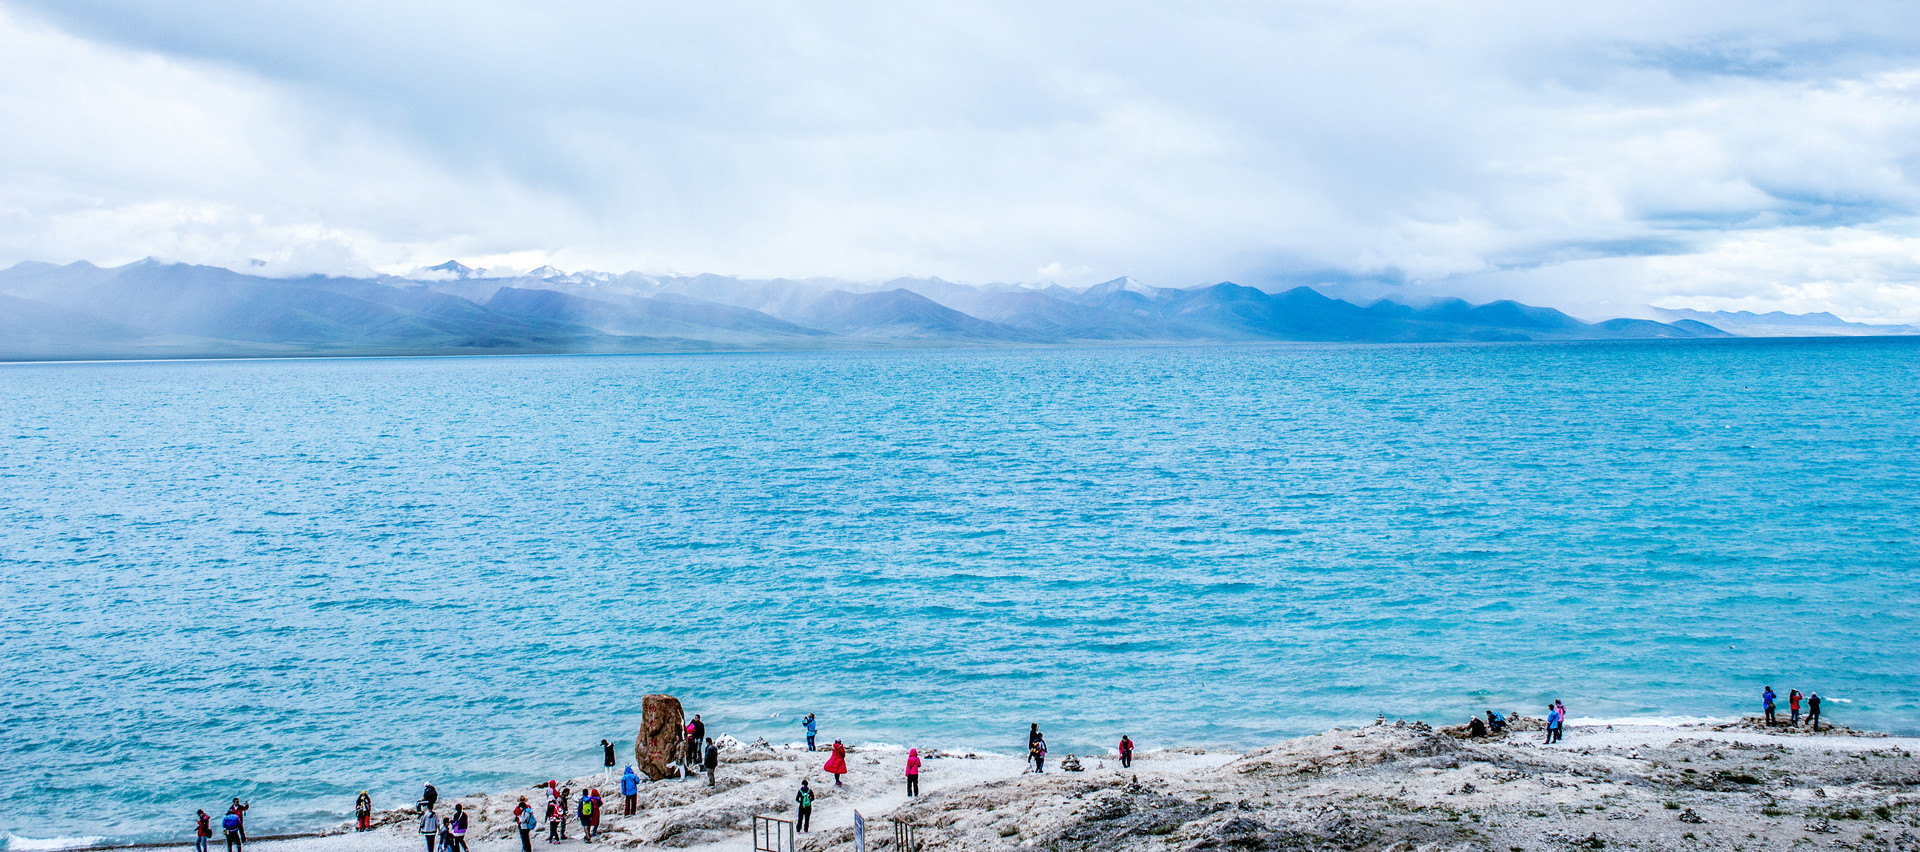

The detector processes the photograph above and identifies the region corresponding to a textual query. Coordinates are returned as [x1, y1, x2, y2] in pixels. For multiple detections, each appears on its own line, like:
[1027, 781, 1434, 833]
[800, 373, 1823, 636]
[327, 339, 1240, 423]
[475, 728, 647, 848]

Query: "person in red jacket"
[823, 740, 849, 786]
[1119, 735, 1134, 768]
[195, 809, 212, 852]
[905, 748, 921, 797]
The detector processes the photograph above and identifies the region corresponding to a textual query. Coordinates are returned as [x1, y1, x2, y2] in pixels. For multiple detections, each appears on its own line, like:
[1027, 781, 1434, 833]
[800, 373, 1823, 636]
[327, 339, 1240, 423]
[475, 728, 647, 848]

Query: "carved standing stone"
[635, 693, 685, 781]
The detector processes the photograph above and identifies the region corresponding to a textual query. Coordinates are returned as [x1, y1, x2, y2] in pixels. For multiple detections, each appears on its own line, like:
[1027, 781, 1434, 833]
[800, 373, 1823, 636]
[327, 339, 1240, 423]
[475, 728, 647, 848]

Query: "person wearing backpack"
[355, 791, 373, 831]
[195, 809, 212, 852]
[577, 790, 596, 842]
[545, 797, 563, 843]
[221, 809, 244, 852]
[621, 766, 640, 815]
[447, 803, 469, 852]
[515, 796, 537, 852]
[418, 805, 442, 852]
[794, 780, 813, 833]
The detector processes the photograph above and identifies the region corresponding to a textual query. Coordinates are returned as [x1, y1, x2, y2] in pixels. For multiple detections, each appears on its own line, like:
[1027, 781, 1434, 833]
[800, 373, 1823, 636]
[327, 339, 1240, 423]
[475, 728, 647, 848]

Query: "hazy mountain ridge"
[1652, 307, 1920, 337]
[0, 258, 1891, 361]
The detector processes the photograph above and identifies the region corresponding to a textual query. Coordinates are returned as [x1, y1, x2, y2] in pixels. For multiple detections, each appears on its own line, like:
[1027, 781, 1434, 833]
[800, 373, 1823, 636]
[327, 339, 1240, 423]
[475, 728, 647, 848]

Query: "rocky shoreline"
[306, 718, 1918, 852]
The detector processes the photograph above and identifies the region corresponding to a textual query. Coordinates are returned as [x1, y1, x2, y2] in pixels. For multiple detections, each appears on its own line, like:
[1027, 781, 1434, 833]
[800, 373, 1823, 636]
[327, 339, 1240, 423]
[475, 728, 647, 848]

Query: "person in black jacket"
[602, 739, 617, 782]
[794, 781, 813, 832]
[703, 737, 720, 787]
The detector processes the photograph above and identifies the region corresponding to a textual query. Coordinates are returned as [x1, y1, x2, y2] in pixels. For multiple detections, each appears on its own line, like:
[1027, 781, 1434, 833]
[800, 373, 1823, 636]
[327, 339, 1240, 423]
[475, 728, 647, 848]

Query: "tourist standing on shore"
[356, 791, 373, 831]
[1790, 690, 1802, 726]
[622, 766, 639, 815]
[1555, 700, 1568, 736]
[558, 787, 571, 839]
[577, 790, 595, 842]
[824, 740, 849, 785]
[448, 804, 468, 852]
[683, 720, 700, 779]
[418, 806, 441, 852]
[222, 807, 244, 852]
[1764, 686, 1777, 725]
[1809, 693, 1823, 731]
[422, 784, 438, 812]
[602, 739, 617, 783]
[803, 714, 818, 751]
[228, 799, 249, 843]
[704, 737, 721, 787]
[545, 797, 562, 843]
[906, 748, 921, 796]
[591, 789, 603, 837]
[1544, 704, 1561, 744]
[438, 810, 457, 852]
[1027, 724, 1042, 771]
[795, 781, 814, 832]
[1033, 735, 1048, 773]
[195, 809, 212, 852]
[1119, 736, 1134, 768]
[516, 799, 537, 852]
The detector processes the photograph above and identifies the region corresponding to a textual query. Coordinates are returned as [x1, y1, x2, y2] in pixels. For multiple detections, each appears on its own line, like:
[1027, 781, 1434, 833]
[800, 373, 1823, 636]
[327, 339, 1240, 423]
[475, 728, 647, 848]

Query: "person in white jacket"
[418, 807, 442, 852]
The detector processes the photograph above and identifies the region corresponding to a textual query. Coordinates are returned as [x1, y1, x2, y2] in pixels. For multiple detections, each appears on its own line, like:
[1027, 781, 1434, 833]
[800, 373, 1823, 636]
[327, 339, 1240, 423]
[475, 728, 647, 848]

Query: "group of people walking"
[1762, 686, 1825, 730]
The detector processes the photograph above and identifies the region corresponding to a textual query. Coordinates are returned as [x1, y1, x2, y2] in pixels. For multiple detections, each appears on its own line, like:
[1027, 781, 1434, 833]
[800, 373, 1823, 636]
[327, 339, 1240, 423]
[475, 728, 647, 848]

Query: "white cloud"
[0, 0, 1916, 318]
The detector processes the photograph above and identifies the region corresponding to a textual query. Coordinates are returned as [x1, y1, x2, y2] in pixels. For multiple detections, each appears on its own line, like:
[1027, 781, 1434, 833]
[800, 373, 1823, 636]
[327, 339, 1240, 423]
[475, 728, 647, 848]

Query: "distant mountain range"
[0, 258, 1903, 361]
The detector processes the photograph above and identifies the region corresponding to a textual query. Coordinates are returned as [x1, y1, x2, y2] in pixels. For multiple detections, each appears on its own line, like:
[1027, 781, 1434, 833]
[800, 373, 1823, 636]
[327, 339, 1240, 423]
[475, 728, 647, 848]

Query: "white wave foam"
[5, 834, 105, 851]
[1570, 714, 1736, 728]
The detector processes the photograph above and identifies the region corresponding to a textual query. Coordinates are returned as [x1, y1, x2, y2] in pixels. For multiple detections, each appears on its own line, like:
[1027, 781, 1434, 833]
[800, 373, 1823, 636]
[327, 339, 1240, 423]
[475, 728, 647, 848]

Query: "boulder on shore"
[636, 694, 686, 781]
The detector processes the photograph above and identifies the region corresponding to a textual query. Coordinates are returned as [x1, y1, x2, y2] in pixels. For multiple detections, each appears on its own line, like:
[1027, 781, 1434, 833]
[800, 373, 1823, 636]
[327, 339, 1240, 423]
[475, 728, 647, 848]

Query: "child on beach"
[824, 740, 849, 785]
[906, 748, 921, 796]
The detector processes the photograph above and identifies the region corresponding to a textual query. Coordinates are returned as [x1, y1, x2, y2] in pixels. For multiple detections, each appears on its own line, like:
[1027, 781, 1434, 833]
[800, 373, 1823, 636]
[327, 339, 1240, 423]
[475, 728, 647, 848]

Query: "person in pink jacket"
[905, 748, 921, 797]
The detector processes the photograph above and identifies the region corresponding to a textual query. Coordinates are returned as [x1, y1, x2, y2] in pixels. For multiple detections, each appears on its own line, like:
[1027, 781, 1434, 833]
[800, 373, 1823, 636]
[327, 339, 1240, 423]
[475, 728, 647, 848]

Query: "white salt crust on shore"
[234, 721, 1920, 852]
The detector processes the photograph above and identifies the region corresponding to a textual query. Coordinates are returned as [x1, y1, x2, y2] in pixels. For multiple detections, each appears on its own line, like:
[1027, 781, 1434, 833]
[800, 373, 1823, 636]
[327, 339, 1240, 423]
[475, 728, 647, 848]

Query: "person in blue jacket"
[1763, 686, 1777, 725]
[622, 766, 640, 815]
[802, 714, 818, 752]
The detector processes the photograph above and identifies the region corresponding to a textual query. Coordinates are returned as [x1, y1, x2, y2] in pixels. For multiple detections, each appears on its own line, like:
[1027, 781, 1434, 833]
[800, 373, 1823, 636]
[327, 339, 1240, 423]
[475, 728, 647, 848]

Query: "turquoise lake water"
[1, 339, 1916, 846]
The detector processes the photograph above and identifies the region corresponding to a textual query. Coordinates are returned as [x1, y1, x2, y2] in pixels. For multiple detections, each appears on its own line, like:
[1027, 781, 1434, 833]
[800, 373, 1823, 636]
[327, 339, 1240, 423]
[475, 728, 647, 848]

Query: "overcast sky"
[2, 1, 1916, 320]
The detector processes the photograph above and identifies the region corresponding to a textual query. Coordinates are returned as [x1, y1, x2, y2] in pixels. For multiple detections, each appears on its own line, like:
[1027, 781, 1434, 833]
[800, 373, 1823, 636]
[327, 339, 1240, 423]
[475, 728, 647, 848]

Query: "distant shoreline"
[6, 332, 1916, 366]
